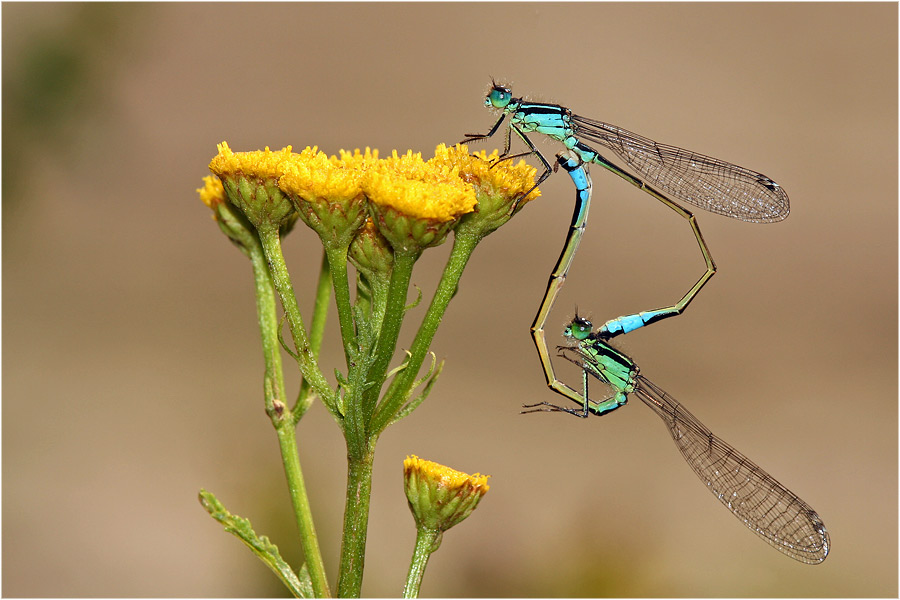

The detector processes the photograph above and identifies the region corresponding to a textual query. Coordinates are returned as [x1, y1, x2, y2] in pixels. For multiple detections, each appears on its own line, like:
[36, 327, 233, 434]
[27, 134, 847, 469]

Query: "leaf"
[391, 354, 444, 424]
[198, 489, 308, 598]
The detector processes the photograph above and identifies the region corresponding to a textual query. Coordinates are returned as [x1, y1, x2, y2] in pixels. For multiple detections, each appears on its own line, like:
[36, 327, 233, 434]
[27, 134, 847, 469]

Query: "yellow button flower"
[403, 455, 490, 534]
[363, 150, 477, 255]
[197, 175, 226, 209]
[208, 141, 298, 234]
[279, 146, 368, 250]
[432, 144, 541, 241]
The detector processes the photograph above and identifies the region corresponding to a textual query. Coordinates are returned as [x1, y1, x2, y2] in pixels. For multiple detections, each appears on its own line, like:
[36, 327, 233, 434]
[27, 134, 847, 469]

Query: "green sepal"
[222, 174, 297, 234]
[293, 191, 368, 252]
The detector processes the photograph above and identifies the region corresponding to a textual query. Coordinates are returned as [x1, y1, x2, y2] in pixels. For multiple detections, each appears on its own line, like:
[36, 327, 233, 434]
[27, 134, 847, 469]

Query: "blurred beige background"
[3, 3, 896, 597]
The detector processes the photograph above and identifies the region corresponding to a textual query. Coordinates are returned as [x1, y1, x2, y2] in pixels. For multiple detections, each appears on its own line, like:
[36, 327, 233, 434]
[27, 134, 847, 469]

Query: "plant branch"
[293, 251, 333, 423]
[371, 231, 480, 435]
[248, 237, 330, 598]
[258, 226, 339, 417]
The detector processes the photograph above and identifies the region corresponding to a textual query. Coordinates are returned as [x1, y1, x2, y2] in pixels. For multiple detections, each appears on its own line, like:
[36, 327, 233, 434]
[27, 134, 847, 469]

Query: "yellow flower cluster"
[362, 149, 477, 223]
[431, 144, 541, 206]
[201, 141, 541, 252]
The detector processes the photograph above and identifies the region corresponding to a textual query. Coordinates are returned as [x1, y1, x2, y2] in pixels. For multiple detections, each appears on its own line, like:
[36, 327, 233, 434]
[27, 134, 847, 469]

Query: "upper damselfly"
[462, 82, 789, 223]
[465, 83, 786, 397]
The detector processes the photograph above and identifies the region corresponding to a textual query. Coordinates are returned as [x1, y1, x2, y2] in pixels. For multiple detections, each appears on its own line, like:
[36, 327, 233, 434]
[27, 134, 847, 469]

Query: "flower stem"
[309, 251, 333, 356]
[248, 237, 285, 417]
[275, 419, 331, 598]
[336, 445, 375, 598]
[402, 527, 441, 598]
[371, 231, 480, 435]
[248, 239, 330, 598]
[258, 227, 339, 416]
[294, 251, 333, 423]
[359, 248, 418, 434]
[325, 246, 357, 369]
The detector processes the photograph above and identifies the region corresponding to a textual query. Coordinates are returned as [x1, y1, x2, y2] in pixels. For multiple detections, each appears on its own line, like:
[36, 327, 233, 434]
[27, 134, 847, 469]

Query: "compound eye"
[487, 86, 512, 108]
[570, 316, 593, 340]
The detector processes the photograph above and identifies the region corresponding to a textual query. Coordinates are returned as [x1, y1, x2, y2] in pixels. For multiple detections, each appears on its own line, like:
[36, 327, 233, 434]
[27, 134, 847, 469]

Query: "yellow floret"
[280, 146, 363, 202]
[197, 175, 226, 209]
[208, 141, 297, 180]
[404, 455, 490, 492]
[363, 169, 476, 222]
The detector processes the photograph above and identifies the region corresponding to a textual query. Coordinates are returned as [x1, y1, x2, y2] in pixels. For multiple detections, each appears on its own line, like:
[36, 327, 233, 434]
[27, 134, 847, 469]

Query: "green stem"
[309, 251, 333, 356]
[258, 227, 339, 416]
[276, 419, 331, 598]
[248, 240, 330, 598]
[371, 231, 480, 435]
[358, 248, 418, 437]
[336, 445, 375, 598]
[249, 240, 286, 417]
[368, 273, 390, 341]
[294, 251, 332, 423]
[402, 528, 441, 598]
[329, 248, 419, 598]
[325, 245, 356, 369]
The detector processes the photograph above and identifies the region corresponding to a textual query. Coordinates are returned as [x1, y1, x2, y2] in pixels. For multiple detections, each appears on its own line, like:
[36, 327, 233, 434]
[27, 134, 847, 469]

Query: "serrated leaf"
[199, 489, 308, 598]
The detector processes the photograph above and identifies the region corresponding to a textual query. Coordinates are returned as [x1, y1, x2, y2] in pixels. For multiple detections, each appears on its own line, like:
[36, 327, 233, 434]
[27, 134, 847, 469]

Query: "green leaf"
[404, 285, 423, 312]
[199, 489, 309, 598]
[391, 354, 444, 425]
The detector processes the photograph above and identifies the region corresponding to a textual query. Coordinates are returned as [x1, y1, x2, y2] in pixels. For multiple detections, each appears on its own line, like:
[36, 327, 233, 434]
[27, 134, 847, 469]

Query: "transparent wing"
[634, 375, 829, 563]
[572, 114, 790, 223]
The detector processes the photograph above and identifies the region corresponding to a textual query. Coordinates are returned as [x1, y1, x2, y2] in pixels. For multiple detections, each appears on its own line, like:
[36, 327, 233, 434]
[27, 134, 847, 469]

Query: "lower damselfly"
[524, 314, 830, 564]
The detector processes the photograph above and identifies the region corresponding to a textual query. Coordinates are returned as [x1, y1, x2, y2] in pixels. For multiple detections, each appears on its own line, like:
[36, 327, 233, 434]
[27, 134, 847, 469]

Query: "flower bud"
[403, 455, 490, 535]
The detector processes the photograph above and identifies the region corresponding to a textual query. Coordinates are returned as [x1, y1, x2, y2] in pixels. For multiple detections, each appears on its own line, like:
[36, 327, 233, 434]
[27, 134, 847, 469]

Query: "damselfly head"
[563, 315, 593, 342]
[485, 84, 512, 109]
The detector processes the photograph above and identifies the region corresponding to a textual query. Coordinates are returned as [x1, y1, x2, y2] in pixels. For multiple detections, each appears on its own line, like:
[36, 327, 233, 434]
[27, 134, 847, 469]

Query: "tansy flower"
[197, 174, 226, 209]
[432, 144, 540, 241]
[362, 150, 477, 255]
[279, 147, 369, 250]
[401, 455, 491, 597]
[197, 175, 258, 254]
[208, 142, 298, 234]
[403, 455, 490, 535]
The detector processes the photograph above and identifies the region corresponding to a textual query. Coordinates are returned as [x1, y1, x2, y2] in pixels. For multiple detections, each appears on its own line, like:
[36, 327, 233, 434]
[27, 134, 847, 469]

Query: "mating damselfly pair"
[463, 82, 829, 564]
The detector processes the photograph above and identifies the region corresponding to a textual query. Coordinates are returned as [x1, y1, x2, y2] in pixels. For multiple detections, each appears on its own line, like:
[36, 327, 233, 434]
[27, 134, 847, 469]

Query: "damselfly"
[462, 82, 789, 223]
[523, 315, 830, 564]
[465, 83, 786, 397]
